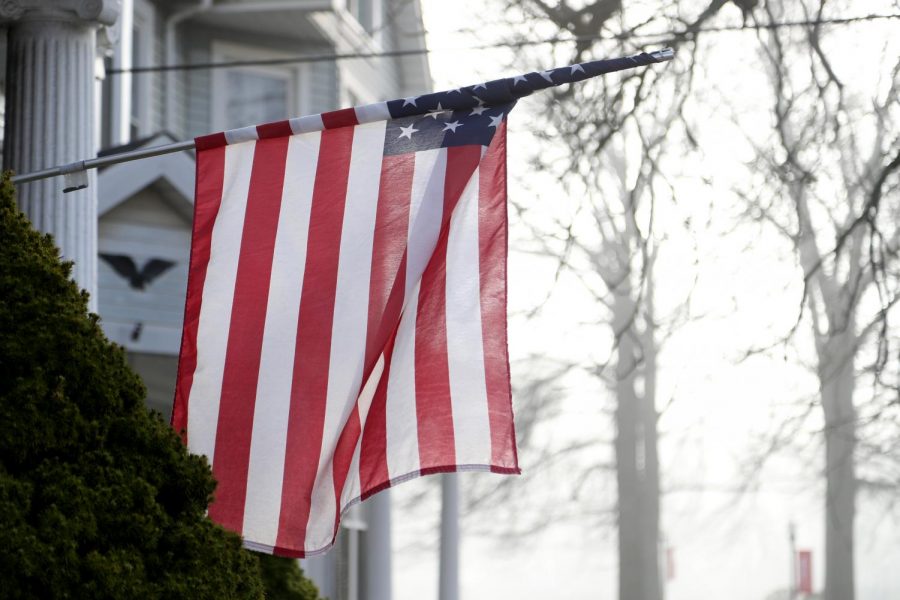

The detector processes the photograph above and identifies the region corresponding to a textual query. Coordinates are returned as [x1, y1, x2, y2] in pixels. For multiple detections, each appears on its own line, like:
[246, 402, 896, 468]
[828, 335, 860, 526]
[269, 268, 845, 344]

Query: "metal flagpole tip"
[649, 47, 676, 62]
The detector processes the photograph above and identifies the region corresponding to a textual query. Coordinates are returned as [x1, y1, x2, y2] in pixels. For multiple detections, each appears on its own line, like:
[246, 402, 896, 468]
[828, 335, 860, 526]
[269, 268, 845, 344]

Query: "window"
[224, 69, 290, 130]
[212, 42, 308, 132]
[348, 0, 383, 35]
[348, 0, 371, 31]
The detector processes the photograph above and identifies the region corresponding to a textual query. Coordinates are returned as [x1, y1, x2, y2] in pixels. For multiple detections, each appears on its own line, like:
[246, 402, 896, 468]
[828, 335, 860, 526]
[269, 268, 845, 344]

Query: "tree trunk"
[819, 332, 856, 600]
[613, 282, 661, 600]
[614, 287, 643, 600]
[640, 278, 662, 600]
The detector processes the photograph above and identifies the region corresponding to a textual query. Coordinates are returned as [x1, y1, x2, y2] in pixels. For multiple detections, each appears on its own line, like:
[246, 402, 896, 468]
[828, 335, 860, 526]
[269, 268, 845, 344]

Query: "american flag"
[172, 50, 670, 557]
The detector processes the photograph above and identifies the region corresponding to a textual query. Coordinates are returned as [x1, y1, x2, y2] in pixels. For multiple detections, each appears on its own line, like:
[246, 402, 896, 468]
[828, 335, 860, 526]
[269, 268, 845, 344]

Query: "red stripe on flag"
[321, 108, 359, 129]
[358, 334, 396, 498]
[276, 126, 355, 552]
[208, 137, 290, 532]
[478, 123, 519, 472]
[331, 407, 361, 529]
[358, 153, 416, 491]
[195, 132, 227, 151]
[364, 153, 415, 371]
[257, 120, 294, 139]
[173, 144, 226, 439]
[414, 145, 482, 470]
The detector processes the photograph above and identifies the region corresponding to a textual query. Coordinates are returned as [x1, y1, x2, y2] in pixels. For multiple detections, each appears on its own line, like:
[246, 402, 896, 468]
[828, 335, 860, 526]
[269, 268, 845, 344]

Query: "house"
[93, 2, 430, 599]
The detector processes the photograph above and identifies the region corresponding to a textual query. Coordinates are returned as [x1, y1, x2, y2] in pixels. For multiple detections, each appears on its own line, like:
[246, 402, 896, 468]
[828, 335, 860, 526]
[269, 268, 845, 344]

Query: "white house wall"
[180, 25, 338, 137]
[125, 1, 428, 141]
[98, 188, 191, 356]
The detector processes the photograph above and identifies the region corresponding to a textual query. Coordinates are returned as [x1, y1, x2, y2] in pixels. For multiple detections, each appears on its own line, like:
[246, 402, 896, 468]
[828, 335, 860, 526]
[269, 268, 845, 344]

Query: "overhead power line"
[107, 13, 900, 76]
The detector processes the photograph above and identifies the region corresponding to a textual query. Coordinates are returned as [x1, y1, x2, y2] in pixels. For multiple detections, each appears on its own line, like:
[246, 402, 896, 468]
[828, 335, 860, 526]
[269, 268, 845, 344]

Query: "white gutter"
[206, 1, 332, 14]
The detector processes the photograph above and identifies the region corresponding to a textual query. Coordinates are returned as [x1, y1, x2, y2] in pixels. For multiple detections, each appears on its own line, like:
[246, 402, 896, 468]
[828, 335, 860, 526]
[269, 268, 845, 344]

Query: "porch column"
[2, 0, 119, 309]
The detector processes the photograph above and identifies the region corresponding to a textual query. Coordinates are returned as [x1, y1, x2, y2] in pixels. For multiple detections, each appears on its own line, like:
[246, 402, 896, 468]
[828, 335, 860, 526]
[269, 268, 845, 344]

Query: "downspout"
[164, 0, 214, 134]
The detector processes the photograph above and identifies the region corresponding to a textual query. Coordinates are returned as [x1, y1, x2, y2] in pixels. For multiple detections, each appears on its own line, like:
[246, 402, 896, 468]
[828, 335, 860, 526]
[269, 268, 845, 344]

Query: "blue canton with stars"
[377, 50, 666, 155]
[382, 96, 514, 156]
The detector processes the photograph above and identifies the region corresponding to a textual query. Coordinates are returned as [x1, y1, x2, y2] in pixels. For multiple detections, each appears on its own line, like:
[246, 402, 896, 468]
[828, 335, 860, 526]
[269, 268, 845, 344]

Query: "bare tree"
[479, 2, 735, 599]
[737, 2, 900, 598]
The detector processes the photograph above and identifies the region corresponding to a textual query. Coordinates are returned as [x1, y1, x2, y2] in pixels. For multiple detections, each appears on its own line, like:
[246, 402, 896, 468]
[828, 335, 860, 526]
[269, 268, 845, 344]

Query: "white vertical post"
[439, 473, 459, 600]
[364, 490, 393, 600]
[348, 528, 359, 600]
[110, 0, 134, 146]
[1, 0, 119, 311]
[302, 553, 338, 600]
[789, 522, 797, 600]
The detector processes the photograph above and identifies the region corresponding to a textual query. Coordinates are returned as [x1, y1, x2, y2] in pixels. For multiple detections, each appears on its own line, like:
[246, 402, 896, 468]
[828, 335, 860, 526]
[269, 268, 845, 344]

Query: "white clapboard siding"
[98, 188, 191, 356]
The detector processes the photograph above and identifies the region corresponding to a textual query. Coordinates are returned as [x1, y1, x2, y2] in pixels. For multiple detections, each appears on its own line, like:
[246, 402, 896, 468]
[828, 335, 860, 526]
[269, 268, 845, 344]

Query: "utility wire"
[107, 13, 900, 75]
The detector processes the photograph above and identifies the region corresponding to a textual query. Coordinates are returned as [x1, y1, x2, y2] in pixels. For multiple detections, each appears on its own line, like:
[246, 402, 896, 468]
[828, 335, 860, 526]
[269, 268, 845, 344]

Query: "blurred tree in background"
[736, 2, 900, 599]
[473, 2, 899, 600]
[487, 3, 735, 599]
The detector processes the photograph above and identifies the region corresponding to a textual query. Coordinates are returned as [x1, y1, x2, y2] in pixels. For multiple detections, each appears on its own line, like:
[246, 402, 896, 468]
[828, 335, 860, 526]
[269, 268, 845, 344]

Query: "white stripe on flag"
[188, 141, 256, 464]
[290, 114, 325, 134]
[385, 281, 421, 480]
[341, 353, 385, 507]
[241, 132, 321, 547]
[354, 102, 391, 124]
[225, 126, 259, 145]
[406, 148, 447, 297]
[305, 121, 386, 550]
[445, 169, 492, 466]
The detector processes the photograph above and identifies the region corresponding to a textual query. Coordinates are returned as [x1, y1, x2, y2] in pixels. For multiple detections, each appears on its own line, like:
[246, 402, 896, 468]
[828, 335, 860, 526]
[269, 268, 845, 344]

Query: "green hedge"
[0, 174, 320, 600]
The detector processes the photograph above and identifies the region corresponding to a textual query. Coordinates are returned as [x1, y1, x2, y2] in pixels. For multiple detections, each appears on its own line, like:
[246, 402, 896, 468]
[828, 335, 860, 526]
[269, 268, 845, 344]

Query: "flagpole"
[9, 48, 674, 190]
[10, 140, 197, 187]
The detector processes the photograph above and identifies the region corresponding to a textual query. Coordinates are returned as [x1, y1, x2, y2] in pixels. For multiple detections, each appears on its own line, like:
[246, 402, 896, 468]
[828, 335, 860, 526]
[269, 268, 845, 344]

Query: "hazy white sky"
[389, 2, 900, 600]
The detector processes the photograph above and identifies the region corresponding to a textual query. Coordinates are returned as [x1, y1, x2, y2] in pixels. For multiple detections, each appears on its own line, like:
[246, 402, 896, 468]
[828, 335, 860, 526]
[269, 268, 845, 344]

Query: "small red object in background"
[797, 550, 812, 594]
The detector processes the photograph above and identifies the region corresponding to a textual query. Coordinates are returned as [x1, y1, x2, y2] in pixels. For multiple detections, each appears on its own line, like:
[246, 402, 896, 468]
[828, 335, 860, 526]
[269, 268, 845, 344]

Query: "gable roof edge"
[98, 133, 195, 217]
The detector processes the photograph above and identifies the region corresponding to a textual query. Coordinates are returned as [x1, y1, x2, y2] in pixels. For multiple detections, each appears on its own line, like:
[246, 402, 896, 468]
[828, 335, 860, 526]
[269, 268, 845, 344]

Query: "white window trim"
[106, 0, 131, 147]
[130, 0, 155, 138]
[210, 41, 310, 132]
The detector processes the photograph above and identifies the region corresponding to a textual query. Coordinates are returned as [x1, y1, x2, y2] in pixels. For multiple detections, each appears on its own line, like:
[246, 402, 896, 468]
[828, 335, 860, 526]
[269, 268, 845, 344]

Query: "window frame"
[210, 41, 310, 132]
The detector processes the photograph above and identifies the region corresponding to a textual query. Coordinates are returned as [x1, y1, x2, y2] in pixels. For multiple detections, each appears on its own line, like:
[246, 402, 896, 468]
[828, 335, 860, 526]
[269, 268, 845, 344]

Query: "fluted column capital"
[0, 0, 120, 26]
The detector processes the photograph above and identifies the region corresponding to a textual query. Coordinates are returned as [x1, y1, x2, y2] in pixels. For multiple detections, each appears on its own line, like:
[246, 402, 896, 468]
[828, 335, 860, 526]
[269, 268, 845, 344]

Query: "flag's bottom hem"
[241, 462, 520, 558]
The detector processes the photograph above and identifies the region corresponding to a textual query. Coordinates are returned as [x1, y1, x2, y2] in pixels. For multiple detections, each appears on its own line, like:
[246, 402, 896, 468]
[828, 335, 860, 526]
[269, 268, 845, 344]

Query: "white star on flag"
[402, 96, 418, 107]
[570, 64, 585, 74]
[488, 114, 504, 128]
[539, 70, 555, 82]
[442, 121, 462, 132]
[427, 103, 449, 119]
[398, 124, 418, 139]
